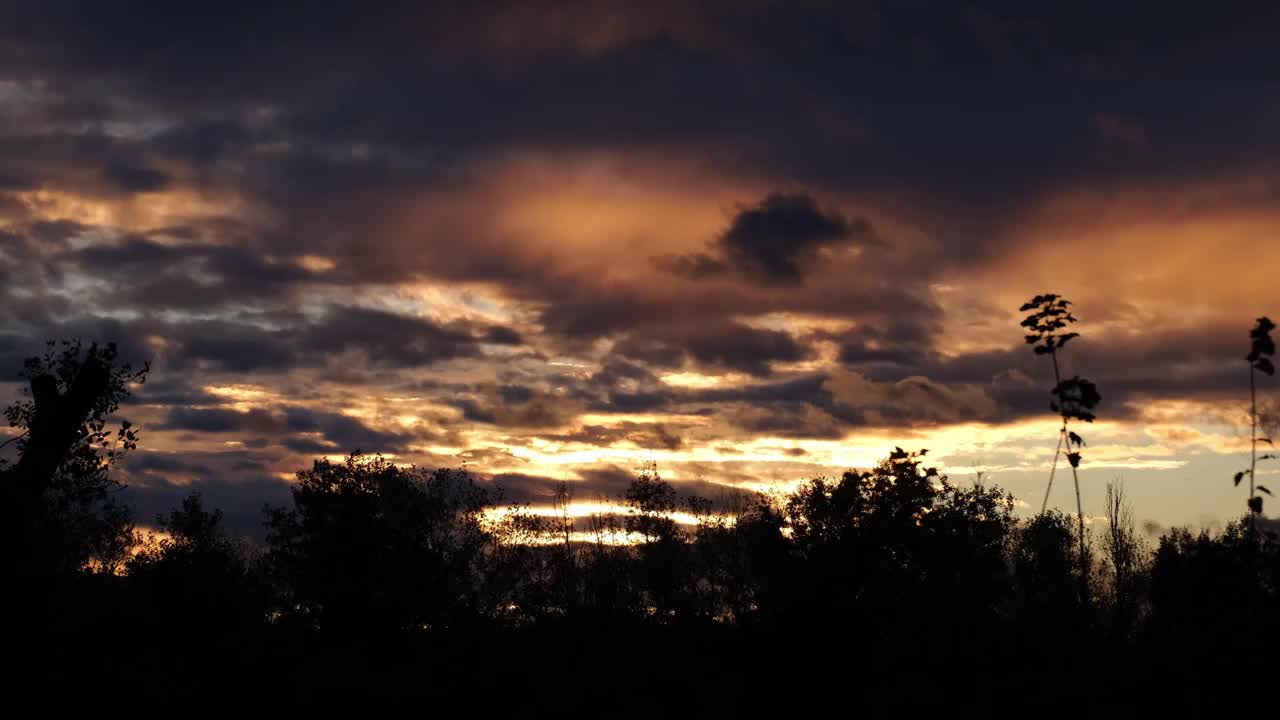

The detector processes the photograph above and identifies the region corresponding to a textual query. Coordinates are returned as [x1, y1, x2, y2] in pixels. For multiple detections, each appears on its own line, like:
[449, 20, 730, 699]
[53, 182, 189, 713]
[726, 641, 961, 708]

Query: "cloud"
[824, 369, 1000, 426]
[100, 162, 171, 192]
[160, 407, 282, 434]
[3, 0, 1280, 532]
[658, 192, 878, 283]
[283, 406, 416, 453]
[544, 422, 686, 451]
[615, 319, 811, 377]
[122, 457, 294, 538]
[157, 404, 416, 454]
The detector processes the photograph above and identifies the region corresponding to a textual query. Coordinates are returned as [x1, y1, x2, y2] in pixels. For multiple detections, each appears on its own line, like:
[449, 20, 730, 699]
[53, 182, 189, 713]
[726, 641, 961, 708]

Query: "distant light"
[296, 255, 337, 272]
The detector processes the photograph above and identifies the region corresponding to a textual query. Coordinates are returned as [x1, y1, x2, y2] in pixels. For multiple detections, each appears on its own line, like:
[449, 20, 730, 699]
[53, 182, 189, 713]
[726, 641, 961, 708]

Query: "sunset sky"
[2, 1, 1279, 536]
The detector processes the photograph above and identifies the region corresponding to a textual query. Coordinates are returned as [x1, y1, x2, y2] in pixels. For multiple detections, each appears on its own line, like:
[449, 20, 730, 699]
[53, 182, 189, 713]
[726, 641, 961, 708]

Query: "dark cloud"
[692, 374, 830, 405]
[124, 452, 213, 477]
[544, 422, 686, 452]
[283, 406, 413, 453]
[497, 385, 535, 405]
[483, 325, 524, 346]
[280, 437, 336, 455]
[447, 383, 582, 429]
[131, 376, 221, 407]
[64, 235, 327, 310]
[123, 464, 293, 538]
[297, 305, 506, 368]
[616, 320, 811, 377]
[157, 404, 413, 454]
[837, 320, 938, 370]
[590, 389, 675, 414]
[160, 407, 281, 434]
[723, 403, 848, 440]
[3, 0, 1278, 527]
[43, 302, 527, 375]
[661, 193, 877, 283]
[1, 3, 1278, 224]
[816, 319, 1272, 430]
[176, 323, 301, 373]
[100, 162, 170, 192]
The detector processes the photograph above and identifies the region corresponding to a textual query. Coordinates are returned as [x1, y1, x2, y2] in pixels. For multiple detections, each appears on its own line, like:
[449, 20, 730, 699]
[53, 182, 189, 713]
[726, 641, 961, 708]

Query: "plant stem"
[1040, 425, 1064, 514]
[1051, 346, 1089, 592]
[1250, 364, 1257, 538]
[1070, 462, 1087, 588]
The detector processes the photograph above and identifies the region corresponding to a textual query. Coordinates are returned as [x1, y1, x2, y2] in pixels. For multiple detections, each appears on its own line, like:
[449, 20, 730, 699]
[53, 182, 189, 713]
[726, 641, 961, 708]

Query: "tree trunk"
[3, 357, 110, 504]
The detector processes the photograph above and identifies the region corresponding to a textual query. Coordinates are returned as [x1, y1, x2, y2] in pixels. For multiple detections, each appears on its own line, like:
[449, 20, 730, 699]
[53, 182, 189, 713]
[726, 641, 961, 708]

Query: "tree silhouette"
[782, 448, 1018, 651]
[2, 340, 148, 579]
[1102, 480, 1146, 636]
[1147, 521, 1279, 651]
[1011, 510, 1088, 643]
[7, 329, 1280, 693]
[127, 492, 267, 645]
[623, 462, 693, 618]
[264, 453, 491, 637]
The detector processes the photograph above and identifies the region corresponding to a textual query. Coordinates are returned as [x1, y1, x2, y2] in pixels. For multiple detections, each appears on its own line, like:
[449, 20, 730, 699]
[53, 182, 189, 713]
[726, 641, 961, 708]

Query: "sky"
[2, 0, 1279, 536]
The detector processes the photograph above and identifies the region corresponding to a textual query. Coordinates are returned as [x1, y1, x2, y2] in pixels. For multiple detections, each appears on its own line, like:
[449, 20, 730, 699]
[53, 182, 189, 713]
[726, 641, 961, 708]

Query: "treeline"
[3, 341, 1279, 701]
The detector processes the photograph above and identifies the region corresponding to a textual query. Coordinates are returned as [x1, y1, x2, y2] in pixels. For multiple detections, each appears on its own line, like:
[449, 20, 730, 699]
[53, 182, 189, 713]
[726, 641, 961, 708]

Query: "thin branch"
[0, 430, 30, 451]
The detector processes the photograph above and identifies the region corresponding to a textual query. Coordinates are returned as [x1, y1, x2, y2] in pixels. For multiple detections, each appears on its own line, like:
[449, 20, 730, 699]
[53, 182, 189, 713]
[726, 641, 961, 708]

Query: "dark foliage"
[3, 337, 1280, 701]
[262, 453, 491, 637]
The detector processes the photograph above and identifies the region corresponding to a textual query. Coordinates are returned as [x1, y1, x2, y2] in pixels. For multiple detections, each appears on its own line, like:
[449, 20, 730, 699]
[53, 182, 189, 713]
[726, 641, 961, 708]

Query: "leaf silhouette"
[1234, 471, 1245, 486]
[1251, 333, 1276, 354]
[1248, 496, 1263, 514]
[1258, 485, 1273, 496]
